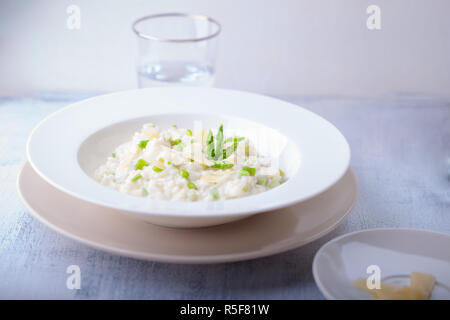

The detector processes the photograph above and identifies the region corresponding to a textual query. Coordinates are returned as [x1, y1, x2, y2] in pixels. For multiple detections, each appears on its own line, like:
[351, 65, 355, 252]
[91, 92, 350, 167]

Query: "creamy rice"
[94, 124, 286, 201]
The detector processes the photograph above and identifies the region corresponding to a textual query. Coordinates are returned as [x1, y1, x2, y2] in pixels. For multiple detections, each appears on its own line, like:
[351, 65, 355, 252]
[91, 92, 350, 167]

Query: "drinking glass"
[132, 13, 221, 87]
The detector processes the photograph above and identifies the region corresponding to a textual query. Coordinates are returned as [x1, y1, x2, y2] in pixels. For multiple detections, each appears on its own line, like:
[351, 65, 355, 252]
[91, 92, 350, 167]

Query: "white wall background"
[1, 0, 449, 97]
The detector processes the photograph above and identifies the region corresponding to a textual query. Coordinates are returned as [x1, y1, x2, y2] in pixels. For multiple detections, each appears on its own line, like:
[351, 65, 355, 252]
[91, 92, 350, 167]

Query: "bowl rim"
[26, 87, 351, 218]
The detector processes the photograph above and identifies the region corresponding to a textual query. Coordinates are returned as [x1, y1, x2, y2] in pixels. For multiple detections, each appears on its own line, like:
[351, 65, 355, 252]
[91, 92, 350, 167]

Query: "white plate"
[17, 162, 358, 264]
[313, 228, 450, 299]
[26, 87, 350, 227]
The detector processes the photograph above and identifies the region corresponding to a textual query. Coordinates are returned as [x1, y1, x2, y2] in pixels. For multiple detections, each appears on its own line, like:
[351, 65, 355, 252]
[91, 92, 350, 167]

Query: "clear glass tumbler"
[132, 13, 221, 88]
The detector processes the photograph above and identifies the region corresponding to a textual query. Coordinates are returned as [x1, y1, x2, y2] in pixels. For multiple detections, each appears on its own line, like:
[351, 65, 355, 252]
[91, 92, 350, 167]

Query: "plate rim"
[312, 227, 450, 300]
[26, 87, 351, 218]
[17, 162, 358, 264]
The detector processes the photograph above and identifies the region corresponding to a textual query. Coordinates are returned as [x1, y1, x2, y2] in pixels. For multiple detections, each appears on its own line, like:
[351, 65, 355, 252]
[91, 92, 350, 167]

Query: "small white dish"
[313, 228, 450, 299]
[26, 87, 350, 227]
[17, 163, 358, 264]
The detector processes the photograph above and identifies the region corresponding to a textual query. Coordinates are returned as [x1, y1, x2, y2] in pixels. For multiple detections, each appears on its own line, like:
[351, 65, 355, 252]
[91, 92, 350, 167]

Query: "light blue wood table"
[0, 93, 448, 299]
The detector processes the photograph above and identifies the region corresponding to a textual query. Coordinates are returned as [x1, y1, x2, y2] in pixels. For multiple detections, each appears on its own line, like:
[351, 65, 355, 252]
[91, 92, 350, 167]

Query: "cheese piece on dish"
[353, 272, 435, 300]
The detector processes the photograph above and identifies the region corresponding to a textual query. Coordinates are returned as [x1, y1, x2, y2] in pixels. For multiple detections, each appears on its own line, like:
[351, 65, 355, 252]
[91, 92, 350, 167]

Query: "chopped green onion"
[186, 129, 192, 136]
[211, 162, 234, 169]
[152, 166, 163, 172]
[241, 166, 256, 176]
[138, 140, 149, 149]
[179, 169, 189, 179]
[135, 159, 149, 170]
[142, 188, 149, 196]
[268, 178, 280, 188]
[210, 188, 220, 200]
[170, 138, 182, 146]
[111, 152, 116, 158]
[172, 124, 178, 128]
[239, 169, 250, 176]
[257, 176, 268, 186]
[173, 142, 185, 151]
[187, 181, 197, 190]
[167, 161, 172, 165]
[189, 158, 194, 162]
[279, 169, 285, 177]
[242, 185, 249, 192]
[131, 174, 142, 182]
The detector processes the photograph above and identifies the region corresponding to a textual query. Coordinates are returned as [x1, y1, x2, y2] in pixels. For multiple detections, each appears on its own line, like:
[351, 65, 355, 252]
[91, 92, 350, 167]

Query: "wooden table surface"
[0, 93, 448, 299]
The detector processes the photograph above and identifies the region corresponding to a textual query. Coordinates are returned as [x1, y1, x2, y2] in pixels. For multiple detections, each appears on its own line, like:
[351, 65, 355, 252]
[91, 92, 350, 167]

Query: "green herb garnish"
[142, 188, 149, 196]
[206, 130, 215, 160]
[204, 125, 244, 160]
[131, 174, 142, 182]
[211, 162, 234, 169]
[214, 124, 224, 160]
[138, 140, 149, 149]
[186, 129, 192, 136]
[223, 137, 240, 159]
[279, 169, 285, 177]
[242, 185, 249, 192]
[135, 159, 149, 170]
[224, 137, 244, 144]
[152, 166, 163, 172]
[111, 152, 116, 158]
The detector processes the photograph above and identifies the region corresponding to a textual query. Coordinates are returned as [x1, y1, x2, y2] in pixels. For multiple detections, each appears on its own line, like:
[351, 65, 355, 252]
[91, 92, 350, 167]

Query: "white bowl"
[18, 162, 358, 263]
[27, 87, 350, 228]
[313, 228, 450, 300]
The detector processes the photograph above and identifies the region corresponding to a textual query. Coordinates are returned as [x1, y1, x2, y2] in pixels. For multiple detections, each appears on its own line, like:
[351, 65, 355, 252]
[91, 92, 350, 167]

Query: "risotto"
[94, 124, 286, 201]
